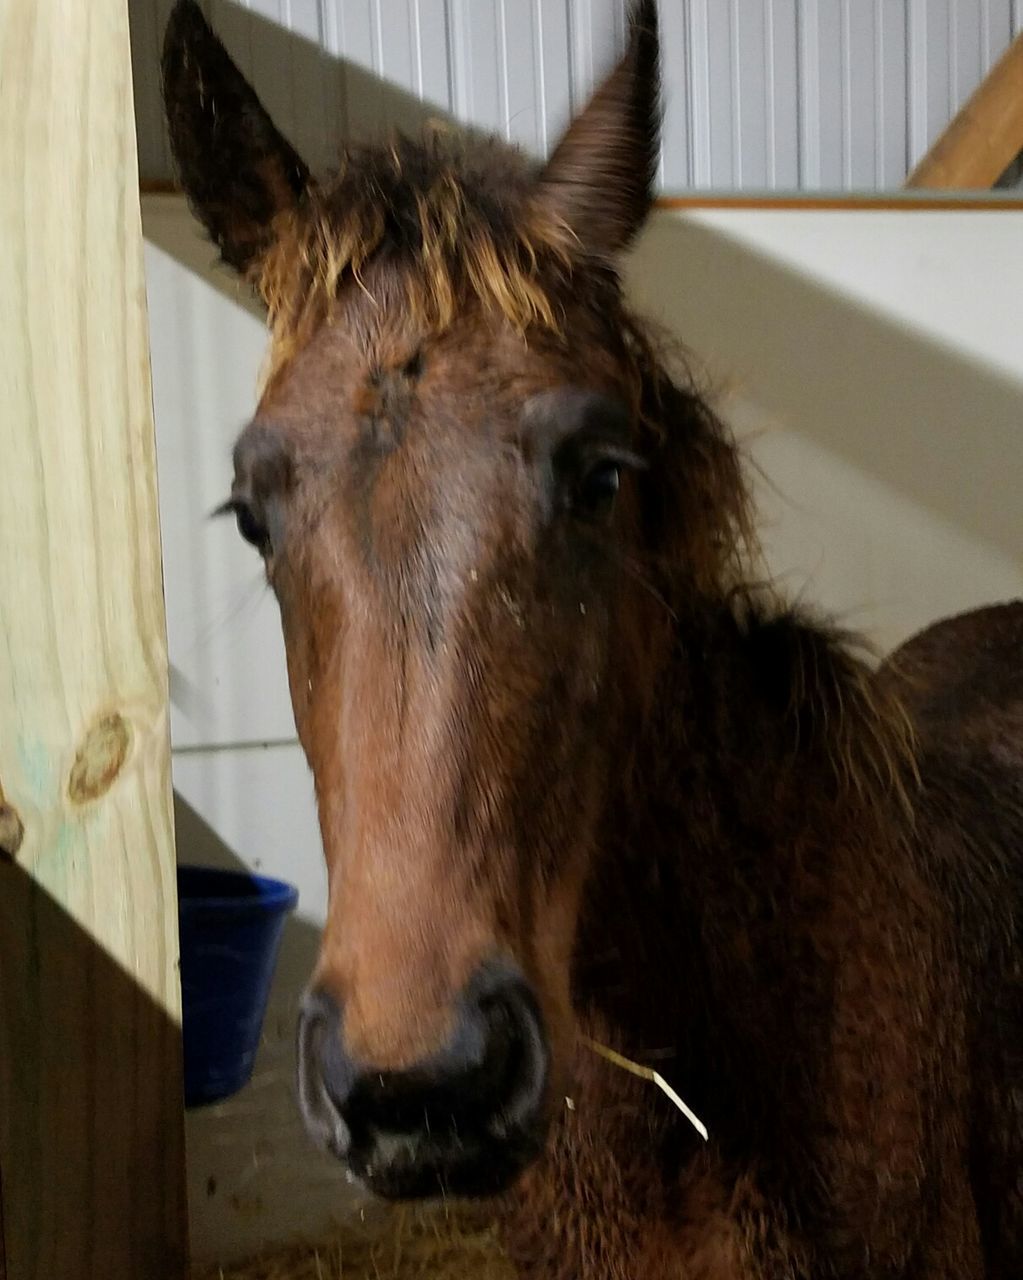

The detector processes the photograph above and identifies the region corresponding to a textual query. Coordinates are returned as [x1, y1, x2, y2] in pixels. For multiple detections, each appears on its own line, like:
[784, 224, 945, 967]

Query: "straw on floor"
[193, 1204, 516, 1280]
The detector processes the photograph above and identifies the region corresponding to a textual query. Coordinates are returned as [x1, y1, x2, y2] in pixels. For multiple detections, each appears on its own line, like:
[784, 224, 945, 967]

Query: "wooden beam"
[907, 32, 1023, 189]
[0, 2, 188, 1277]
[655, 194, 1023, 210]
[142, 178, 1023, 210]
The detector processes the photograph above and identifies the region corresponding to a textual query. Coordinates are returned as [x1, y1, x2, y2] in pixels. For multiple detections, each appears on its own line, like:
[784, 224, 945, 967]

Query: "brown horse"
[161, 2, 1022, 1275]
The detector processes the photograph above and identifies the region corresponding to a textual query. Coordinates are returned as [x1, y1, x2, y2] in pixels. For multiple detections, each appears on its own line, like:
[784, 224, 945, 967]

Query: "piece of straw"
[580, 1037, 709, 1141]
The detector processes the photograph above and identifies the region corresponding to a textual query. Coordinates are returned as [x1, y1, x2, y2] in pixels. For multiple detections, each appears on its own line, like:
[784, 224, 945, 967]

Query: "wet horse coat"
[162, 2, 1022, 1275]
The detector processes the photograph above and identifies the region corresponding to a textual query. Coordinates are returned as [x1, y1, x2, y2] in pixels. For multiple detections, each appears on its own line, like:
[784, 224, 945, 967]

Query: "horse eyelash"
[210, 497, 274, 558]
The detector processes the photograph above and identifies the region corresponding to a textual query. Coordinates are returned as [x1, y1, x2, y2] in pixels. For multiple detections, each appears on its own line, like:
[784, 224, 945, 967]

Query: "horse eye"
[231, 499, 271, 556]
[574, 460, 621, 519]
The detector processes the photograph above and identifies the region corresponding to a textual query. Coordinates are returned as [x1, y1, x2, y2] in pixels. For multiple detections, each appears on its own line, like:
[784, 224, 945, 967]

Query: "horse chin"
[346, 1124, 549, 1203]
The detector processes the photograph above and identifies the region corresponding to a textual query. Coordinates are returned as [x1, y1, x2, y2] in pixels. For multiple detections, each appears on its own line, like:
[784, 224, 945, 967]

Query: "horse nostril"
[467, 962, 550, 1137]
[344, 961, 549, 1141]
[297, 987, 353, 1159]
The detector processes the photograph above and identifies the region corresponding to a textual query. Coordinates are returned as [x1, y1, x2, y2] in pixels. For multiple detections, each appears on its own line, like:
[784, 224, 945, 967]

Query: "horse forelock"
[254, 130, 586, 386]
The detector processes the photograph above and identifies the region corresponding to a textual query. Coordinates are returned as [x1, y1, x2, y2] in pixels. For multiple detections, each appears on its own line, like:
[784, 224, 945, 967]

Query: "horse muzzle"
[296, 959, 551, 1199]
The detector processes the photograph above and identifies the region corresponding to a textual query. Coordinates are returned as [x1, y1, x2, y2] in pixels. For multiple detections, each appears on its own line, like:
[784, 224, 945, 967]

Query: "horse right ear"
[162, 0, 311, 274]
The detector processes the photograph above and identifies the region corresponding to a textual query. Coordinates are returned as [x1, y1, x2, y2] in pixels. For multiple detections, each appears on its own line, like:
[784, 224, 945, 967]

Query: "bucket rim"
[177, 863, 299, 914]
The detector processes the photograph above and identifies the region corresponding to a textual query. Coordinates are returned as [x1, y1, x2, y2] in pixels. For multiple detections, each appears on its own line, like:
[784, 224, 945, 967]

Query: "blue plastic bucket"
[177, 865, 298, 1108]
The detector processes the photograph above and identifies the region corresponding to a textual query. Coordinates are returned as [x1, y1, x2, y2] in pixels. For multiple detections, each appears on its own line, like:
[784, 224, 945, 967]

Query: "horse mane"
[256, 129, 578, 382]
[730, 596, 919, 813]
[255, 127, 918, 814]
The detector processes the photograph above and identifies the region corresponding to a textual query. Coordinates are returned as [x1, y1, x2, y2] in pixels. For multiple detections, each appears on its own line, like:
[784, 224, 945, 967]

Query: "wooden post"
[0, 1, 188, 1277]
[907, 32, 1023, 188]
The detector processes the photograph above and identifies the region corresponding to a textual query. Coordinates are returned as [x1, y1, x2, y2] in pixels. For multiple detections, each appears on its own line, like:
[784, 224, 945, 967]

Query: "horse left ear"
[535, 0, 661, 257]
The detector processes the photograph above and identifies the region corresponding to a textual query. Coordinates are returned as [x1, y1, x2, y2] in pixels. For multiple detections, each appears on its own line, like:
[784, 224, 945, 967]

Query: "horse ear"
[161, 0, 311, 274]
[535, 0, 661, 257]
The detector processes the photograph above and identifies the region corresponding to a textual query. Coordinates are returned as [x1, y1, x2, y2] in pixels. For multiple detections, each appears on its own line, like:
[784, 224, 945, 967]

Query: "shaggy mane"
[734, 597, 920, 814]
[256, 130, 580, 382]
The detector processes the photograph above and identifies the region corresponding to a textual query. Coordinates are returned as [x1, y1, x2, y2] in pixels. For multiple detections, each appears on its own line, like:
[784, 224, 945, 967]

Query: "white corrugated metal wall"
[130, 0, 1023, 192]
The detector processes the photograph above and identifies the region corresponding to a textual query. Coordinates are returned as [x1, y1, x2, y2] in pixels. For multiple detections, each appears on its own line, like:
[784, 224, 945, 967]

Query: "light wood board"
[0, 0, 188, 1274]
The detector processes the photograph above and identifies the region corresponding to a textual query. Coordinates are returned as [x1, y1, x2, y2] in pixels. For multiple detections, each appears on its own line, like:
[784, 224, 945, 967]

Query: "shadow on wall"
[129, 0, 474, 187]
[0, 859, 189, 1277]
[626, 213, 1023, 575]
[172, 791, 363, 1266]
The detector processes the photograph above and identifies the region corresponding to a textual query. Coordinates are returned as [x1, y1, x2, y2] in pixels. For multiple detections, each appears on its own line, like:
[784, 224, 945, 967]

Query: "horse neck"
[573, 593, 908, 1123]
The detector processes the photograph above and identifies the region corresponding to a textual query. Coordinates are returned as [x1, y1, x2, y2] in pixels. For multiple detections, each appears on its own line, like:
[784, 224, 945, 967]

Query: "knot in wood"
[0, 800, 24, 861]
[68, 713, 132, 804]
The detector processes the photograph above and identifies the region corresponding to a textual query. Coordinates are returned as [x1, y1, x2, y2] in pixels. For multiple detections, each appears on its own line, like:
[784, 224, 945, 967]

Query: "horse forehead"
[261, 312, 574, 492]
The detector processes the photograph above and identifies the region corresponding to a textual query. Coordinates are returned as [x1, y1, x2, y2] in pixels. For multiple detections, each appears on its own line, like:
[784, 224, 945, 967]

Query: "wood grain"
[907, 32, 1023, 189]
[0, 1, 188, 1276]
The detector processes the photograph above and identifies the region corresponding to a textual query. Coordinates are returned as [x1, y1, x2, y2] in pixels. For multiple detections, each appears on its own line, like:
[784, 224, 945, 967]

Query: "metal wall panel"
[131, 1, 1022, 194]
[142, 202, 298, 750]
